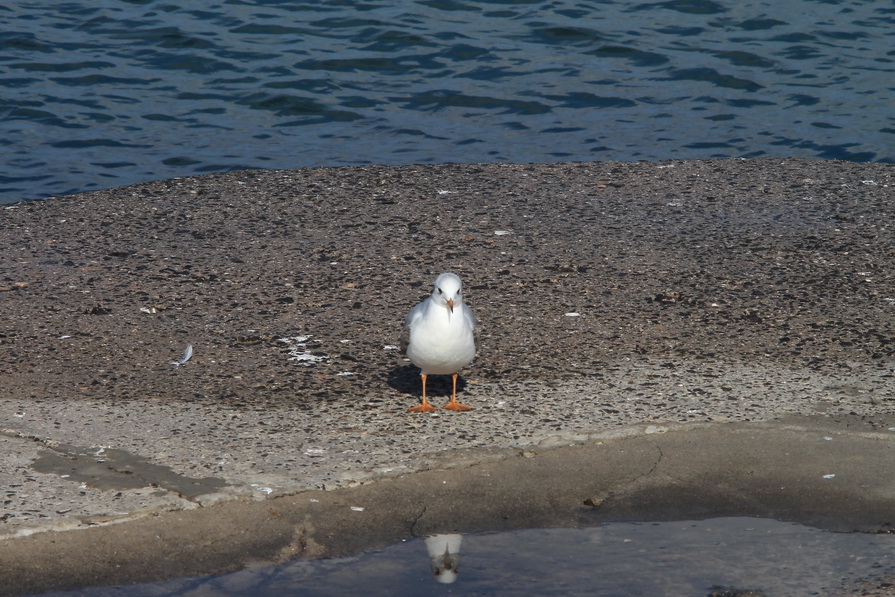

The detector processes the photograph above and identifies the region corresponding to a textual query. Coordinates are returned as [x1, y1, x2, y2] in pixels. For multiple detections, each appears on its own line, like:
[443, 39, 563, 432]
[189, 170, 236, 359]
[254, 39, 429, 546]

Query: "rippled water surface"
[2, 1, 893, 203]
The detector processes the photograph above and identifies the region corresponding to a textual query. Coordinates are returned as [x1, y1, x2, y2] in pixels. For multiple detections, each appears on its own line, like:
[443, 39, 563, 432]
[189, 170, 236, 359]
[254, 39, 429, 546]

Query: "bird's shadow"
[388, 365, 468, 398]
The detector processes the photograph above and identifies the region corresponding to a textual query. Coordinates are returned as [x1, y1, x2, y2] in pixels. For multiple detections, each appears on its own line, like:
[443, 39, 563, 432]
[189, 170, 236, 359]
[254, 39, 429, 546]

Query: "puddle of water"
[39, 517, 895, 596]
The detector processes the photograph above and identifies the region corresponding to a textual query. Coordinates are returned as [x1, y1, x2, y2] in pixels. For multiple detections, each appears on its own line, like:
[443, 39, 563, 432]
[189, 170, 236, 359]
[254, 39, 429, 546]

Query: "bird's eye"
[437, 288, 443, 295]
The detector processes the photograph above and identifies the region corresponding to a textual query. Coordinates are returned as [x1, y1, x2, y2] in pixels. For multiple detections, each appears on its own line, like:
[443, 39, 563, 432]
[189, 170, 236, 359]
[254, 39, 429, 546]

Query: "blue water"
[2, 0, 893, 204]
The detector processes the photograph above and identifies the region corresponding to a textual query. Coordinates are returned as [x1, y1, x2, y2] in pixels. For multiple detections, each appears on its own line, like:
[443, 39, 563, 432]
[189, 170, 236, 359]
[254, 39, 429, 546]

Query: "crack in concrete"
[600, 442, 666, 507]
[410, 505, 428, 537]
[647, 444, 664, 478]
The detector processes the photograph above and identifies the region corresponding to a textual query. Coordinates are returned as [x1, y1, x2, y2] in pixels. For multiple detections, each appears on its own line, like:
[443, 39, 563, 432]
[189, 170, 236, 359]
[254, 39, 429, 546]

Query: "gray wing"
[464, 304, 477, 330]
[400, 300, 426, 355]
[463, 304, 479, 351]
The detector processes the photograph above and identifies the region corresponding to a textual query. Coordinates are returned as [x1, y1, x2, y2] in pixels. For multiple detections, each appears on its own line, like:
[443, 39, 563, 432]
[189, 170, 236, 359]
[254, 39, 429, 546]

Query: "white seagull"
[401, 272, 477, 412]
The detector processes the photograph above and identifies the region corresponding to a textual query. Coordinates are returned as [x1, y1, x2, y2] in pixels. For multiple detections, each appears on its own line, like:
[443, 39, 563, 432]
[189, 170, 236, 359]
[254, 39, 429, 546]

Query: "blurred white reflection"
[424, 534, 463, 584]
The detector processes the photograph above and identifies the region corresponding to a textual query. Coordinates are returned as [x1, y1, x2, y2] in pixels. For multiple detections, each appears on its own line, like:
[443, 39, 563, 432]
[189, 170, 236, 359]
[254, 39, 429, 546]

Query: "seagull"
[401, 272, 477, 412]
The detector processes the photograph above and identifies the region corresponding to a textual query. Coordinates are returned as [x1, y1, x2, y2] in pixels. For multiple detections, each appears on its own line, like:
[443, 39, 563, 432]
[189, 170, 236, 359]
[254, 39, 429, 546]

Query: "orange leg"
[408, 373, 438, 413]
[443, 372, 472, 411]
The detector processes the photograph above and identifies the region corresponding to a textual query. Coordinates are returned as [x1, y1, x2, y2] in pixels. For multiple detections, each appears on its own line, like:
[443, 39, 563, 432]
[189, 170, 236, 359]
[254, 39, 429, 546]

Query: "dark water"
[2, 1, 893, 204]
[39, 518, 895, 596]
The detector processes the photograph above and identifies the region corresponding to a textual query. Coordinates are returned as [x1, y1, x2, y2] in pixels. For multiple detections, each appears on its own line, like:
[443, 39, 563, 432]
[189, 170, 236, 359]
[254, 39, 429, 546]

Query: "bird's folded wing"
[464, 305, 477, 330]
[399, 322, 412, 355]
[400, 301, 425, 355]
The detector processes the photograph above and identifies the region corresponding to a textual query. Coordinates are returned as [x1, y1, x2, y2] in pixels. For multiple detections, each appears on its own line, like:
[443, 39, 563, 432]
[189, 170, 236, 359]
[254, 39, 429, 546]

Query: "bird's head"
[432, 272, 464, 313]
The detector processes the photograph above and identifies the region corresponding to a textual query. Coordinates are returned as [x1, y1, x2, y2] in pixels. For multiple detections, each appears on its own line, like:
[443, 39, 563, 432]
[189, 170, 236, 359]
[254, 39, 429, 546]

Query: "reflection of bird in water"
[401, 273, 477, 412]
[425, 534, 463, 584]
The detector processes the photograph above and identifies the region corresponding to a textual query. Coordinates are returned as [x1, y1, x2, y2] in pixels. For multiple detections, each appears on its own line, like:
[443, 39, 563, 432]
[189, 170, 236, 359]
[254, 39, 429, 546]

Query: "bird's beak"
[446, 298, 454, 313]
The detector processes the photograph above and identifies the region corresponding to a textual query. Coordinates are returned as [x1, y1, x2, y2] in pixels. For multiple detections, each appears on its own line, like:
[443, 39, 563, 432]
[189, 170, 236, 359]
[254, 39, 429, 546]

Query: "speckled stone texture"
[3, 158, 892, 403]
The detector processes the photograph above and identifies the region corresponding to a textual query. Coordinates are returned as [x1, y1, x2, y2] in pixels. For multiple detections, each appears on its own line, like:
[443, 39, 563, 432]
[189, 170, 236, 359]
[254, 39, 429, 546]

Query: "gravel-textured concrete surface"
[1, 158, 894, 594]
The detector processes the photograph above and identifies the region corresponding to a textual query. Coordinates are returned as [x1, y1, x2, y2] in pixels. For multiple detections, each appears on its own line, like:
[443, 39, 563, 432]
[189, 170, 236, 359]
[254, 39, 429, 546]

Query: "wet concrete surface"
[1, 158, 894, 595]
